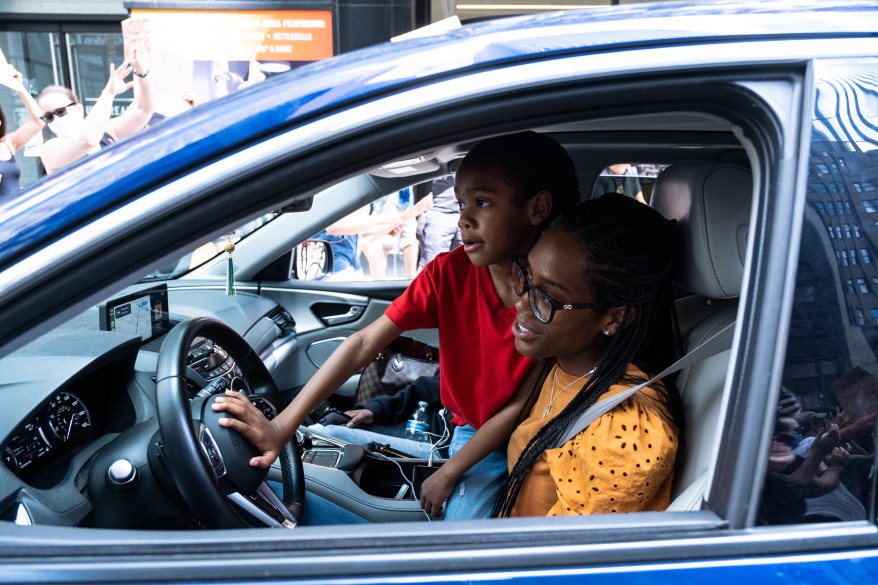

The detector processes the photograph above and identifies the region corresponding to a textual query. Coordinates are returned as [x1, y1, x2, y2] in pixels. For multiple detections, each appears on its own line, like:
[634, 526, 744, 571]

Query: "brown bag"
[355, 337, 439, 405]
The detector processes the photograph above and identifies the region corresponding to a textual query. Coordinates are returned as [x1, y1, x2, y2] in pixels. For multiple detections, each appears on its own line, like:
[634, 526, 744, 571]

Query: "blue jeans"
[269, 481, 369, 525]
[443, 424, 507, 521]
[311, 424, 439, 458]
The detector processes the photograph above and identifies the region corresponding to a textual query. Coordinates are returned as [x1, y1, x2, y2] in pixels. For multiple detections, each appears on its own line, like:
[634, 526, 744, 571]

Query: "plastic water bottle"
[405, 401, 431, 443]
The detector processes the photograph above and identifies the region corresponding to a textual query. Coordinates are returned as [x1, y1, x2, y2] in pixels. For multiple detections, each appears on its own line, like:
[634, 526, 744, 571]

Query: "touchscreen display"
[99, 284, 170, 343]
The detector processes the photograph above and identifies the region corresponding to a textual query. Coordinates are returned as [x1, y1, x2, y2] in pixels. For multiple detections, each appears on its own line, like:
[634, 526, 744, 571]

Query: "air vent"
[269, 307, 296, 335]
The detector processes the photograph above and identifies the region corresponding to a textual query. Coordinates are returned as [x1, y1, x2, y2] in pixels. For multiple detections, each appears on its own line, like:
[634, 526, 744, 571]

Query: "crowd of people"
[314, 179, 460, 282]
[761, 388, 875, 525]
[0, 50, 155, 201]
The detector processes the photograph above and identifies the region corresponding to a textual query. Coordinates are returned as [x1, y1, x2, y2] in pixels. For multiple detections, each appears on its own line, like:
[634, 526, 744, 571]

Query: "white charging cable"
[369, 451, 433, 522]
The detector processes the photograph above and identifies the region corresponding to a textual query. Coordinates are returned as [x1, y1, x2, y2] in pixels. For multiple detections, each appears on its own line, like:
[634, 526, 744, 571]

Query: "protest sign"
[121, 17, 151, 62]
[0, 47, 26, 93]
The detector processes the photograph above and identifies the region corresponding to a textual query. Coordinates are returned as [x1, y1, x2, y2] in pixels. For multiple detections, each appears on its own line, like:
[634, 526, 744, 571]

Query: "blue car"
[1, 1, 878, 582]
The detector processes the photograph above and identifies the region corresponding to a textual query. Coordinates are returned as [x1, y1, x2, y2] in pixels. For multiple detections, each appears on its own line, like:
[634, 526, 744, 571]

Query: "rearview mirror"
[277, 196, 314, 213]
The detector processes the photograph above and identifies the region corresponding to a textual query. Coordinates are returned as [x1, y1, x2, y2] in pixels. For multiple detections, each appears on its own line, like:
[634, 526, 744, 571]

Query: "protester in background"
[37, 50, 153, 173]
[314, 196, 431, 281]
[0, 63, 44, 200]
[416, 175, 462, 273]
[363, 188, 421, 279]
[593, 163, 645, 204]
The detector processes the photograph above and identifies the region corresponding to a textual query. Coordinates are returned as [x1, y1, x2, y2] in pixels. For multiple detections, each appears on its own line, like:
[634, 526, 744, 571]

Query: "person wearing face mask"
[0, 63, 45, 200]
[37, 50, 153, 174]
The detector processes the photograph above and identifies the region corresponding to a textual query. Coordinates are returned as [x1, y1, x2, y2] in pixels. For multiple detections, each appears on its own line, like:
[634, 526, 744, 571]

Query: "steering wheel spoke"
[227, 483, 298, 528]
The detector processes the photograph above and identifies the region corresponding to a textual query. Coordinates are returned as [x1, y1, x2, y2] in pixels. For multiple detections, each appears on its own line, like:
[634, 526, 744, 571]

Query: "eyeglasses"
[40, 102, 76, 124]
[512, 259, 607, 324]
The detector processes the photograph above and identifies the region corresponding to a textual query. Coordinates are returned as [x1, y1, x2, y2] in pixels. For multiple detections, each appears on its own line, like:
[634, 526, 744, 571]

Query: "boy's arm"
[418, 364, 539, 517]
[214, 314, 402, 468]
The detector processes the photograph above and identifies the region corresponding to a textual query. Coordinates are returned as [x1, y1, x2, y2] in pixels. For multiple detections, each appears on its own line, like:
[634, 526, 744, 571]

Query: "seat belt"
[552, 321, 735, 448]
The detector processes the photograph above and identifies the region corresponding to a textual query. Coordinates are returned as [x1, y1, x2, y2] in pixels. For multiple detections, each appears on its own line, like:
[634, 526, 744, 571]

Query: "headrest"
[650, 161, 752, 299]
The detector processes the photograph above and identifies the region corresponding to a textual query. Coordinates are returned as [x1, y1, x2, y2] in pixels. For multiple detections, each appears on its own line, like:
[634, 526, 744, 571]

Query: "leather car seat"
[648, 160, 753, 511]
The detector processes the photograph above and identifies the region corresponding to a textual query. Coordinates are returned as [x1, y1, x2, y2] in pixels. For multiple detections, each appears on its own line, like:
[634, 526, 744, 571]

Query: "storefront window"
[66, 33, 128, 118]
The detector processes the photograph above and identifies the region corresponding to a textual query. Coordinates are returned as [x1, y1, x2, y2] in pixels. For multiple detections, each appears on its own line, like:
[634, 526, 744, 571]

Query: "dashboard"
[0, 287, 295, 520]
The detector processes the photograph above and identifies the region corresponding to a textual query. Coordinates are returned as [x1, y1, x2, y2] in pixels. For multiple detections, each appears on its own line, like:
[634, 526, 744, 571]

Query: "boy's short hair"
[460, 131, 580, 224]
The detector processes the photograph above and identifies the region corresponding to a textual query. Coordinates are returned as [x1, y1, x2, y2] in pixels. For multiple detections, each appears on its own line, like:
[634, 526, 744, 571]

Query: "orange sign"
[126, 9, 334, 112]
[131, 9, 334, 62]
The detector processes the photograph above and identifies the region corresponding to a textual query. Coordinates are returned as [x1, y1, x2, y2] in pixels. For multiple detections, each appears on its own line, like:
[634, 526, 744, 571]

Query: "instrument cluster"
[2, 391, 93, 477]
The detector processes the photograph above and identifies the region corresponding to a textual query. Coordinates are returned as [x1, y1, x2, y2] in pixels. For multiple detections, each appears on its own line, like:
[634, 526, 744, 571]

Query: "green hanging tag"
[224, 240, 237, 295]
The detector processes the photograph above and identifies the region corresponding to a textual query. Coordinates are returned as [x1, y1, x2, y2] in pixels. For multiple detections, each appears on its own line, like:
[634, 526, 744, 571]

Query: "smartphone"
[412, 464, 441, 495]
[318, 408, 353, 426]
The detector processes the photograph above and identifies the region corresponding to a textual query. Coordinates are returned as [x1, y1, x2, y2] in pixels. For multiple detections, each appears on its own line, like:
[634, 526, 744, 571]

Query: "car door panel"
[253, 284, 437, 398]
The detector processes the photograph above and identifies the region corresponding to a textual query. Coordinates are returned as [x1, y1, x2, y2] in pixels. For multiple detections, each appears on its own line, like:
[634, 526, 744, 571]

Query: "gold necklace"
[543, 364, 596, 418]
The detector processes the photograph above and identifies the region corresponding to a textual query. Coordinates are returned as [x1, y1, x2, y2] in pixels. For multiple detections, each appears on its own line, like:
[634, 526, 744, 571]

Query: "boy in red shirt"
[214, 131, 580, 520]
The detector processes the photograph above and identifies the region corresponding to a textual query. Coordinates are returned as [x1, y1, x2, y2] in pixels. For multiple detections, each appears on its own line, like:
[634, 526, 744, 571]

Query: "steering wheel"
[154, 317, 304, 528]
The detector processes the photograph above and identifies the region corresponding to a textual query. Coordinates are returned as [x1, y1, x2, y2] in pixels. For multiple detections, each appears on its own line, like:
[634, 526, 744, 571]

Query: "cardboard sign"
[0, 47, 25, 93]
[832, 366, 878, 420]
[121, 17, 151, 63]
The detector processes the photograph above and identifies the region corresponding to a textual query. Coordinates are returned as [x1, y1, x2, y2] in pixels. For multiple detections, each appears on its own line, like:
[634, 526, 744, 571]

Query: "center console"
[286, 428, 445, 523]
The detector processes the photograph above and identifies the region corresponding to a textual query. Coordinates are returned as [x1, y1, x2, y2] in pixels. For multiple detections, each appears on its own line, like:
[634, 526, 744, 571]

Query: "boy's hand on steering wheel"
[212, 390, 285, 468]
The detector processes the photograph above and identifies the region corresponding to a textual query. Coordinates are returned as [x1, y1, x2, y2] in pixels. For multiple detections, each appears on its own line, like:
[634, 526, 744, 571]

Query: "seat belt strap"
[552, 321, 735, 448]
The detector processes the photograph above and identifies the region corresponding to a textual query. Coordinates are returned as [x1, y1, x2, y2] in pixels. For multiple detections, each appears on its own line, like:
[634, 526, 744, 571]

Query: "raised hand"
[104, 61, 135, 96]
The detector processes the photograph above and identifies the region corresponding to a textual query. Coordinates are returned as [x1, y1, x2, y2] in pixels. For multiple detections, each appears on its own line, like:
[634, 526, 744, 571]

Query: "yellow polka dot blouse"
[507, 363, 678, 517]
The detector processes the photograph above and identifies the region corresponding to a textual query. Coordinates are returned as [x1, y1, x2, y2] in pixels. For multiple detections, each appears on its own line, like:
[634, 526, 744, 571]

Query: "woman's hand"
[418, 466, 457, 517]
[345, 409, 374, 428]
[3, 64, 26, 93]
[104, 60, 135, 96]
[130, 49, 150, 80]
[212, 390, 286, 468]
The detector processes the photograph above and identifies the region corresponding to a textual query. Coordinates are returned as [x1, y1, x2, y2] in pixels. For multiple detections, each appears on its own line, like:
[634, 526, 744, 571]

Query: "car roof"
[1, 0, 876, 269]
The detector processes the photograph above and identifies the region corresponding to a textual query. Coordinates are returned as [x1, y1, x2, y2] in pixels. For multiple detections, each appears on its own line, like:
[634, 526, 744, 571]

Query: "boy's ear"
[527, 190, 553, 225]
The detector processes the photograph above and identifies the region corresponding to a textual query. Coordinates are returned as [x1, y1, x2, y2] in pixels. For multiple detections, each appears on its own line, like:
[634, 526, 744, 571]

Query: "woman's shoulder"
[594, 363, 671, 415]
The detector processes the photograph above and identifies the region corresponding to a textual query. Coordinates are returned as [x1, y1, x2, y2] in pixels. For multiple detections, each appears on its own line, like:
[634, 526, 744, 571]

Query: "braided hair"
[492, 193, 684, 518]
[460, 131, 580, 224]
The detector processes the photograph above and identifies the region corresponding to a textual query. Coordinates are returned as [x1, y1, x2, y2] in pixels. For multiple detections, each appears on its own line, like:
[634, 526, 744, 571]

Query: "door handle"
[321, 305, 364, 326]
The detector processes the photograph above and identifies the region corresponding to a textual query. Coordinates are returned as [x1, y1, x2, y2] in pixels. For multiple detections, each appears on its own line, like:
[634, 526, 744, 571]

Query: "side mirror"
[292, 240, 333, 280]
[254, 240, 333, 281]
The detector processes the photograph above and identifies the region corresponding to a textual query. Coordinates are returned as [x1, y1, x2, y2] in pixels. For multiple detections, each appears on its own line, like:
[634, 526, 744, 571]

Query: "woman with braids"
[494, 193, 684, 518]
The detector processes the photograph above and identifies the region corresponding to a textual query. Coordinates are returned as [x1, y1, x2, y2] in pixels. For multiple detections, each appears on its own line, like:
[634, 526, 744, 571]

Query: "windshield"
[142, 213, 280, 281]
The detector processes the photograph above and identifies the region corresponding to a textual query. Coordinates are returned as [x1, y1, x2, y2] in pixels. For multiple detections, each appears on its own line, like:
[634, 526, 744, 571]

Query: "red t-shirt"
[385, 246, 533, 429]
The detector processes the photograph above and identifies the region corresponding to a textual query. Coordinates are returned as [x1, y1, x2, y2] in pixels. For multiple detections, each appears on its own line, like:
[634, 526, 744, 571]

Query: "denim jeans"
[443, 424, 508, 521]
[311, 424, 438, 458]
[268, 481, 369, 525]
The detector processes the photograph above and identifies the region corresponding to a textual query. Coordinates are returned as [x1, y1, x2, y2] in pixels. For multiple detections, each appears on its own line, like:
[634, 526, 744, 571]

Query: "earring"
[603, 328, 611, 336]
